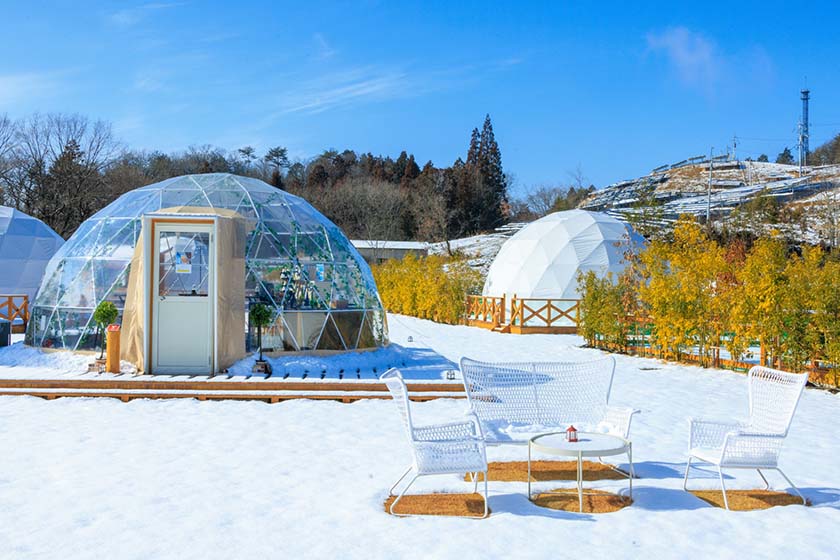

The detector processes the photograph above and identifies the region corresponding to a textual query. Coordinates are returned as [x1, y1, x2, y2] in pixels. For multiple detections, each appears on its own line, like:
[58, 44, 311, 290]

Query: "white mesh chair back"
[381, 368, 415, 442]
[747, 366, 808, 435]
[460, 356, 616, 433]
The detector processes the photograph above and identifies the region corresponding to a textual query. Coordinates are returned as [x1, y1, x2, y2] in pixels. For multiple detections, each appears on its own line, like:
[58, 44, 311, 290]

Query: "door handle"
[159, 296, 166, 301]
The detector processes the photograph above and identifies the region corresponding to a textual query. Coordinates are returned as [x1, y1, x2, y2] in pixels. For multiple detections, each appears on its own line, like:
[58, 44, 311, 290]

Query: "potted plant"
[250, 302, 274, 375]
[90, 301, 119, 372]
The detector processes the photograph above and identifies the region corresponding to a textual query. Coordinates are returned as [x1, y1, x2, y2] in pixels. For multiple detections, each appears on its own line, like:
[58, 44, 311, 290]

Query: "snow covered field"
[1, 314, 838, 559]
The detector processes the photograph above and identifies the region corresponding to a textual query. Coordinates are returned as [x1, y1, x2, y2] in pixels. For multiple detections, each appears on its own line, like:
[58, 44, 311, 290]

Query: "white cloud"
[646, 27, 719, 89]
[107, 2, 183, 28]
[313, 33, 337, 60]
[272, 67, 413, 116]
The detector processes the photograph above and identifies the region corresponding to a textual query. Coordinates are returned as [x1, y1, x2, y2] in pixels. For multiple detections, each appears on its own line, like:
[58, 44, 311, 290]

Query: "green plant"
[250, 303, 274, 362]
[92, 301, 119, 360]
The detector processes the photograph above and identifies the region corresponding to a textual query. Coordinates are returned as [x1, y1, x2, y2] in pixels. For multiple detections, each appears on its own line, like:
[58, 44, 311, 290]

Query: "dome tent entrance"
[119, 208, 252, 374]
[483, 210, 642, 300]
[28, 174, 388, 361]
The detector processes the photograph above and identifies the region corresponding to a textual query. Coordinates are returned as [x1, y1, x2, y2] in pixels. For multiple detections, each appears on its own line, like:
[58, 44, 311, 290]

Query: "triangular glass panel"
[317, 314, 344, 350]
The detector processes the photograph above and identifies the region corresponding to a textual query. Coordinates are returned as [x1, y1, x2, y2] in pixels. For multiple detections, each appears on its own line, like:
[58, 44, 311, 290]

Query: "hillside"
[579, 155, 840, 242]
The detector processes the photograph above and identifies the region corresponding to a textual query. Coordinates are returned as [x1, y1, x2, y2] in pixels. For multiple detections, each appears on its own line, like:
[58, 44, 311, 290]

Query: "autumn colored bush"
[578, 215, 840, 376]
[372, 253, 482, 325]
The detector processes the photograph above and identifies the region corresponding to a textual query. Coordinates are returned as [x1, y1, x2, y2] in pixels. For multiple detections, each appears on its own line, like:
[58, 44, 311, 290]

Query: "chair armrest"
[603, 406, 639, 439]
[688, 418, 744, 450]
[413, 420, 480, 442]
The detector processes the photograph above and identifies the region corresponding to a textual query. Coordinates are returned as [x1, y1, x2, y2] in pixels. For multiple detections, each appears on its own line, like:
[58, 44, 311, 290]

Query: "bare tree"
[524, 184, 563, 217]
[1, 113, 120, 236]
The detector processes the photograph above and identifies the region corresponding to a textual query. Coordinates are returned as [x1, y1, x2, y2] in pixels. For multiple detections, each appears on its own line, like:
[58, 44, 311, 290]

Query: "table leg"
[577, 452, 583, 513]
[628, 443, 633, 500]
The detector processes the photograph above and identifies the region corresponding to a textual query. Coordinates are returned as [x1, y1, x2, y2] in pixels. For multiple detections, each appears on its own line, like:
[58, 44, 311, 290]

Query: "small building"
[350, 240, 429, 264]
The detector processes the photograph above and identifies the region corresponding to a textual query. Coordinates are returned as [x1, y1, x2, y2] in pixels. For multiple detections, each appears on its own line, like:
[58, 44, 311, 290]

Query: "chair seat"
[690, 445, 780, 467]
[689, 446, 724, 465]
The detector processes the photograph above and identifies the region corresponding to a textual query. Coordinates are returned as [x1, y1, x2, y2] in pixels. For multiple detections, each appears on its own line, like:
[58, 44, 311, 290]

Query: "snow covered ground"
[1, 314, 838, 559]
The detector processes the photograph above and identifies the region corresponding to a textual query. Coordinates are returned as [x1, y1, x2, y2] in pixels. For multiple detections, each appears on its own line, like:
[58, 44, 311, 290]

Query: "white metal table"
[528, 432, 633, 512]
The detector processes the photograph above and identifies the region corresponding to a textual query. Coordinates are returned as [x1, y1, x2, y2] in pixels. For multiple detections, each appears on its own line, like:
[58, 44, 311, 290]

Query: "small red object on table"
[566, 425, 578, 442]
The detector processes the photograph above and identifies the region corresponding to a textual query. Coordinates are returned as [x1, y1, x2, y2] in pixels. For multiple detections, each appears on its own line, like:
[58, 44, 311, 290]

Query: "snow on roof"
[350, 240, 429, 250]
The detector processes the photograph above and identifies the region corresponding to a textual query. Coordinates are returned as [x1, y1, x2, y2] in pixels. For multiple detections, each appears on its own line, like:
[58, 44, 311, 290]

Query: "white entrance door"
[152, 222, 214, 374]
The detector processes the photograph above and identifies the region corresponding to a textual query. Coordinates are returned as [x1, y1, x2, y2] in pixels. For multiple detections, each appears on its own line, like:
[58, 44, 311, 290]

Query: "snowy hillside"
[580, 156, 840, 237]
[429, 222, 527, 275]
[0, 313, 837, 559]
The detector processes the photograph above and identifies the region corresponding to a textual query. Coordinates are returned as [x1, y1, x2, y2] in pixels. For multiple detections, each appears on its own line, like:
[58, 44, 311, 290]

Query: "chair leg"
[481, 474, 489, 518]
[757, 468, 770, 490]
[683, 456, 692, 490]
[389, 466, 413, 497]
[389, 473, 419, 516]
[718, 466, 730, 510]
[776, 467, 807, 505]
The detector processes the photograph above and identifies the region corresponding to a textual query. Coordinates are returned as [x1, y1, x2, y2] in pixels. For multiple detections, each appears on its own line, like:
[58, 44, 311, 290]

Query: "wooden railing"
[0, 295, 29, 334]
[465, 295, 580, 334]
[465, 295, 506, 327]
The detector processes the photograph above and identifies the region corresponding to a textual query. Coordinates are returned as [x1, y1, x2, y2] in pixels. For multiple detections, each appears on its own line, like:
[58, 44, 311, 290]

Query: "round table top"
[530, 432, 630, 457]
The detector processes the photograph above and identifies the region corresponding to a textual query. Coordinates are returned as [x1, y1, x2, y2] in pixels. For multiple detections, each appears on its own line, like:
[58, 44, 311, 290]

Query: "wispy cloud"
[271, 67, 414, 116]
[646, 27, 719, 90]
[107, 2, 183, 28]
[646, 27, 775, 96]
[313, 33, 337, 60]
[0, 71, 63, 106]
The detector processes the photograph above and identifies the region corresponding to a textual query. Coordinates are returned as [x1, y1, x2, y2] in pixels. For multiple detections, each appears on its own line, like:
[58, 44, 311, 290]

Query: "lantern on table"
[566, 425, 578, 442]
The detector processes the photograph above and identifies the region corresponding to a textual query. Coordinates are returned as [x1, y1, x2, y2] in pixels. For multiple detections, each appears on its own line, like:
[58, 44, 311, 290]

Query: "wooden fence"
[0, 295, 29, 334]
[465, 295, 580, 334]
[590, 323, 839, 389]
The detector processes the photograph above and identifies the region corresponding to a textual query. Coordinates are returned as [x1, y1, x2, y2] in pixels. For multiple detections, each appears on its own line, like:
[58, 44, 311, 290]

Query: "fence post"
[500, 294, 506, 324]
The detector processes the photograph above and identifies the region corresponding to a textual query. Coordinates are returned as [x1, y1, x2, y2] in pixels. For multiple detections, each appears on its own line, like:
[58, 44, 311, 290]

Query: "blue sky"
[3, 1, 840, 196]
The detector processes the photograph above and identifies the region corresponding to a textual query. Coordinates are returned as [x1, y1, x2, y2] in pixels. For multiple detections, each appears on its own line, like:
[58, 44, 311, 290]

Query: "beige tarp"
[120, 207, 254, 373]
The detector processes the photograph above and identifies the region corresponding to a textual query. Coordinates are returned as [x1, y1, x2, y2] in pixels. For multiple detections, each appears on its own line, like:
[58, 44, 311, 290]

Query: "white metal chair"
[460, 356, 637, 445]
[380, 368, 489, 518]
[683, 365, 808, 509]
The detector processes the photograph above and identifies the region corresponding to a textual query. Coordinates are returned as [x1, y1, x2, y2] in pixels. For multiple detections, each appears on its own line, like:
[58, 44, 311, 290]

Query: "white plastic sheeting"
[483, 210, 642, 299]
[0, 206, 64, 300]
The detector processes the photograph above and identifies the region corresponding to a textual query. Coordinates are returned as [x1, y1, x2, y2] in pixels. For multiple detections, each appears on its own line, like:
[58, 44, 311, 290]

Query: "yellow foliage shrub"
[372, 254, 483, 325]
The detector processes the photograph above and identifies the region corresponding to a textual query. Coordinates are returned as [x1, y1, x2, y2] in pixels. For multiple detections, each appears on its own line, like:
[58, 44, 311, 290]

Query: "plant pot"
[89, 357, 107, 373]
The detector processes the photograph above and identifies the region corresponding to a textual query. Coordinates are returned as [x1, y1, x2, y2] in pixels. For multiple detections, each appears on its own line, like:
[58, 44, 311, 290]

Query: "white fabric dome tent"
[483, 210, 641, 300]
[0, 206, 64, 300]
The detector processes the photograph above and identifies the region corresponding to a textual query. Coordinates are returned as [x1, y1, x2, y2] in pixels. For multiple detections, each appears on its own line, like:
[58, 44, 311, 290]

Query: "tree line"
[0, 113, 510, 242]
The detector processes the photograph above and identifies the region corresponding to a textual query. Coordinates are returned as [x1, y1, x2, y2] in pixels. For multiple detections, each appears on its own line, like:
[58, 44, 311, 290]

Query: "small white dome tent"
[0, 206, 64, 300]
[483, 210, 641, 300]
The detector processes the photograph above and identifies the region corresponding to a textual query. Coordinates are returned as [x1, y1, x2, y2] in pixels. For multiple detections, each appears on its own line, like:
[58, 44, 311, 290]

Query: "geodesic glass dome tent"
[0, 206, 64, 301]
[28, 173, 387, 352]
[483, 209, 643, 300]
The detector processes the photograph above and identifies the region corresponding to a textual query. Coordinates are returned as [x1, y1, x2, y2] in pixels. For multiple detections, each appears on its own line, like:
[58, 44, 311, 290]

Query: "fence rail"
[589, 322, 839, 389]
[465, 295, 580, 334]
[0, 295, 29, 334]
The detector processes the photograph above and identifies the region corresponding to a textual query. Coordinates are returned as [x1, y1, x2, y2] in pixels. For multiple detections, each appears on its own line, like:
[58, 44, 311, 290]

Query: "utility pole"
[799, 89, 810, 177]
[706, 147, 713, 227]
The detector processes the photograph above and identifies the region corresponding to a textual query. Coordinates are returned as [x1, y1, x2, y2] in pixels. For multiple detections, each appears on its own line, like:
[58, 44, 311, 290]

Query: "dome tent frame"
[28, 174, 387, 356]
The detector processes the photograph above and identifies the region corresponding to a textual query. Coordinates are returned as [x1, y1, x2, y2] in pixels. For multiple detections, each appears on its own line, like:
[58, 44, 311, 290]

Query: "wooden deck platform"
[0, 378, 465, 403]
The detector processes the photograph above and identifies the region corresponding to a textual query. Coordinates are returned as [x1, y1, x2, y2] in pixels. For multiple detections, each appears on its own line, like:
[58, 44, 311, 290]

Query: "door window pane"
[158, 230, 210, 297]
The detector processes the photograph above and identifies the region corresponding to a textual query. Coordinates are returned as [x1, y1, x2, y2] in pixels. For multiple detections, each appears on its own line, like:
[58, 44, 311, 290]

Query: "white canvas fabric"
[0, 206, 64, 300]
[483, 210, 642, 299]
